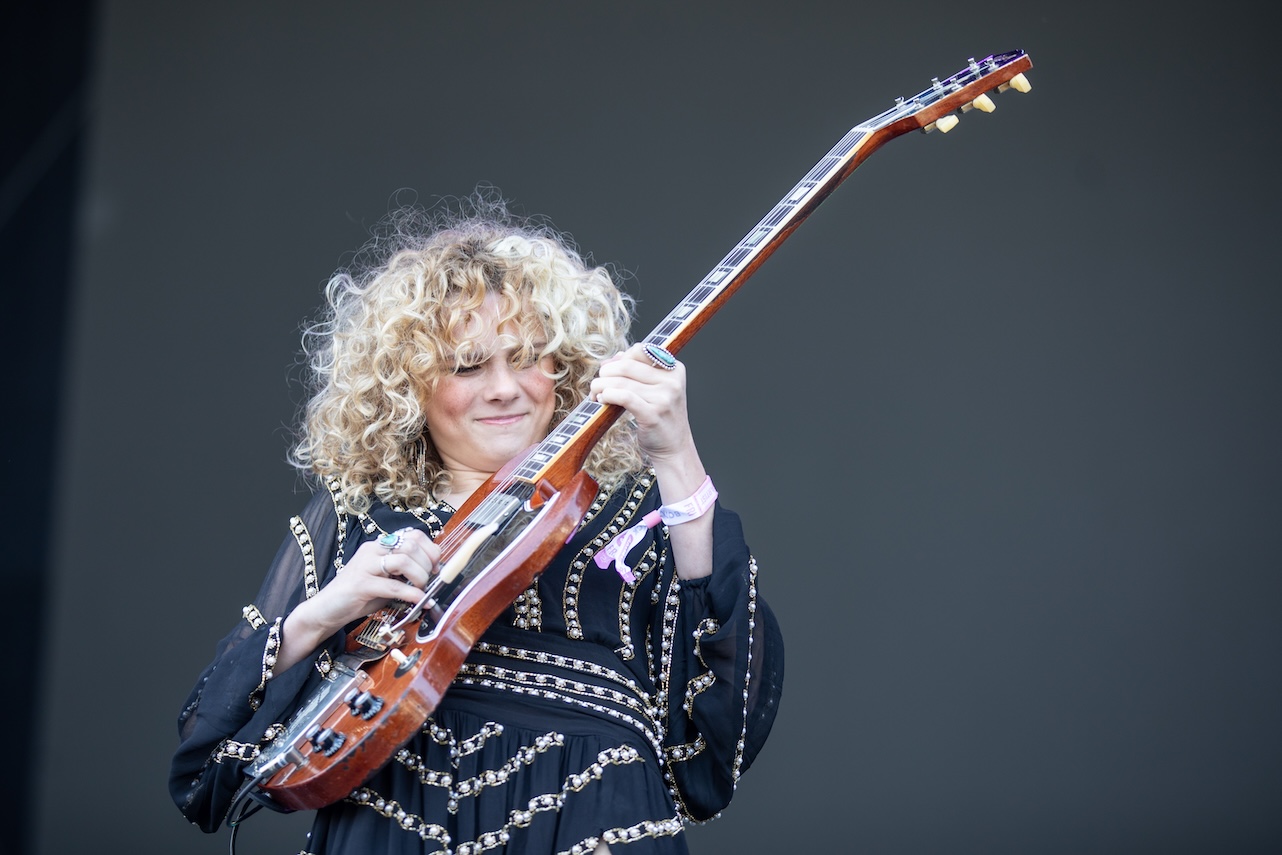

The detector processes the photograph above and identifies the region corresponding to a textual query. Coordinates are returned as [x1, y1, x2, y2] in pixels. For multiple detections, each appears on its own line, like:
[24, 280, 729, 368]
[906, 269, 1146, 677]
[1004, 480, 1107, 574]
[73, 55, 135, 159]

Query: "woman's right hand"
[276, 528, 440, 671]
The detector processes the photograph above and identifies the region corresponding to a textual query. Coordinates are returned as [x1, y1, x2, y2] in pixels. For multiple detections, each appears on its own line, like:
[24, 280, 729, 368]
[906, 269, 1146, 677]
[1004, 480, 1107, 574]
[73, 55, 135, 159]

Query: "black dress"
[170, 472, 783, 854]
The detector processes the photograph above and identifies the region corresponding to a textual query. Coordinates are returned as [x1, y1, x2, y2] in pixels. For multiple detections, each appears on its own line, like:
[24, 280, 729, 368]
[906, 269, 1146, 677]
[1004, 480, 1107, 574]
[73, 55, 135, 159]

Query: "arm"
[170, 490, 341, 831]
[594, 345, 784, 818]
[169, 492, 439, 830]
[654, 503, 785, 821]
[590, 343, 713, 579]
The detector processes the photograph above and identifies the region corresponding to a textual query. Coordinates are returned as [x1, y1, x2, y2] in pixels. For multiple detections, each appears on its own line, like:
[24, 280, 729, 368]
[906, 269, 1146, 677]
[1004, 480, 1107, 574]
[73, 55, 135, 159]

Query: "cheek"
[424, 378, 471, 428]
[525, 372, 557, 413]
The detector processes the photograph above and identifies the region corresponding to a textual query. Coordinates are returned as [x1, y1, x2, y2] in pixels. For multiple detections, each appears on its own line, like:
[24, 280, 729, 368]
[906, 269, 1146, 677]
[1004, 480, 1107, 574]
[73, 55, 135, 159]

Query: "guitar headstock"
[871, 51, 1033, 136]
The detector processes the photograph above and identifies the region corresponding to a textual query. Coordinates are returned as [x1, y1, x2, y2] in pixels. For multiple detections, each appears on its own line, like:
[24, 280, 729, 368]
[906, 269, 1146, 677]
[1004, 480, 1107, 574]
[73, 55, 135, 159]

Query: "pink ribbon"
[593, 510, 662, 583]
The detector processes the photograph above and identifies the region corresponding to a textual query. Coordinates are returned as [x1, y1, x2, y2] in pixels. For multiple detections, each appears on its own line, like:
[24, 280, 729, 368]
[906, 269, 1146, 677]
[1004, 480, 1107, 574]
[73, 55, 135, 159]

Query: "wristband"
[657, 475, 718, 525]
[594, 476, 717, 583]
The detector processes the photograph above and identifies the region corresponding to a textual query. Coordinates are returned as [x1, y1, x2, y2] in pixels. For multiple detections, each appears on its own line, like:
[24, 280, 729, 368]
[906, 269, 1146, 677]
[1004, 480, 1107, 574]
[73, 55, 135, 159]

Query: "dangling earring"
[415, 434, 430, 490]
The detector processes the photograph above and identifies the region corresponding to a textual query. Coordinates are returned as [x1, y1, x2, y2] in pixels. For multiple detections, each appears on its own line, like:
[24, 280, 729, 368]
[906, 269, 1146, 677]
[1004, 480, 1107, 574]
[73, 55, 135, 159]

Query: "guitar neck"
[516, 51, 1033, 487]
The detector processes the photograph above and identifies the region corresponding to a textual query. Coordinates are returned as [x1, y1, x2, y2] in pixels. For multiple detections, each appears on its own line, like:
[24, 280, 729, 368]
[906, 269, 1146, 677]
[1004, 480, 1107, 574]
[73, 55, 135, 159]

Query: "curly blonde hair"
[291, 196, 642, 513]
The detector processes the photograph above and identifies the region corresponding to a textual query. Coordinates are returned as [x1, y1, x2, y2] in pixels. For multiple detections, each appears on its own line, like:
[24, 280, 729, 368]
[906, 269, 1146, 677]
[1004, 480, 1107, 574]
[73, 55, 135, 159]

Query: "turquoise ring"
[377, 530, 404, 551]
[643, 343, 678, 371]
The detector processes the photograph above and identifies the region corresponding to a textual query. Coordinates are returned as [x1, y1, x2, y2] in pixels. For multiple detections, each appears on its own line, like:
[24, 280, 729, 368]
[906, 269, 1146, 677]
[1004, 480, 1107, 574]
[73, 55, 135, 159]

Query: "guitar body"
[247, 468, 600, 812]
[234, 49, 1033, 819]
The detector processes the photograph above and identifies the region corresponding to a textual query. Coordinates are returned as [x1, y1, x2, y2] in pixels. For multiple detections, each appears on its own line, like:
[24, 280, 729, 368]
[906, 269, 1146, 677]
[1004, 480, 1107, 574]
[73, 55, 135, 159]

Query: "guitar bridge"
[373, 624, 404, 648]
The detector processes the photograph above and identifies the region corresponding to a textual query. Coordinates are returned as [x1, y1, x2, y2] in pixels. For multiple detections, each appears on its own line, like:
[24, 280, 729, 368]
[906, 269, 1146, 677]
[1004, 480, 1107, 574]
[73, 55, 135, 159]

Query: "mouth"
[477, 413, 525, 427]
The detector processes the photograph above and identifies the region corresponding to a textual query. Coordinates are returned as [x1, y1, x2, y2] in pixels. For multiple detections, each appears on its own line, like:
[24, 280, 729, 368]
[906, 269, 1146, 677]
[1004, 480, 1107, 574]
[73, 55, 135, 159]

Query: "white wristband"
[657, 475, 717, 525]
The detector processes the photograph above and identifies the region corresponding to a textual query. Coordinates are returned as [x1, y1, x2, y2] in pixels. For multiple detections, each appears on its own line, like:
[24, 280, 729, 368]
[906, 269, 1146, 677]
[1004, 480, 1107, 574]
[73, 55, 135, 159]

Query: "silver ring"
[380, 555, 390, 576]
[643, 343, 678, 371]
[377, 530, 403, 552]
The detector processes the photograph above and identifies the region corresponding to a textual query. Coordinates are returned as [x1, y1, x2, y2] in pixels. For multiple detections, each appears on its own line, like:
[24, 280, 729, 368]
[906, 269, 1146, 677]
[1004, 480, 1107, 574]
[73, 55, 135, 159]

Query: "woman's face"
[423, 295, 557, 481]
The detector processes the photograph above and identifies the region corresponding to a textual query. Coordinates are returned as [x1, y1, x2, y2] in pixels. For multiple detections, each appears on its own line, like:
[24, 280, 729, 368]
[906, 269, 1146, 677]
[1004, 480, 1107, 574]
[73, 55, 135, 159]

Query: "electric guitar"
[233, 49, 1034, 817]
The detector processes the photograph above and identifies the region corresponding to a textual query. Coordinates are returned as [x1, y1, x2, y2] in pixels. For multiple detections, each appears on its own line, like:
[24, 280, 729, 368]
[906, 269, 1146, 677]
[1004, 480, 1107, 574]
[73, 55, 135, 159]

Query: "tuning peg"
[966, 93, 996, 113]
[998, 73, 1032, 94]
[926, 114, 960, 134]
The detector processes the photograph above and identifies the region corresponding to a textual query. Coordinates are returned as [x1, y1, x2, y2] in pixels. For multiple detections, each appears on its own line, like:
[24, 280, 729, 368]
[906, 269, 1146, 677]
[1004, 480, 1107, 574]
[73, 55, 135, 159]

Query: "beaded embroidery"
[214, 738, 260, 763]
[453, 731, 565, 801]
[563, 475, 653, 640]
[664, 736, 706, 763]
[615, 542, 657, 661]
[455, 662, 662, 756]
[512, 584, 543, 631]
[241, 604, 266, 630]
[325, 476, 349, 572]
[247, 617, 282, 711]
[288, 515, 320, 598]
[729, 556, 761, 787]
[349, 745, 644, 854]
[561, 814, 684, 855]
[472, 642, 648, 694]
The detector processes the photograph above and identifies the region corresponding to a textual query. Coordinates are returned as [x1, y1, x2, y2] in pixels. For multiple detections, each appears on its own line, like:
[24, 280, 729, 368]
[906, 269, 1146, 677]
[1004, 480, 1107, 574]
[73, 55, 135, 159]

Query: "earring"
[415, 435, 429, 490]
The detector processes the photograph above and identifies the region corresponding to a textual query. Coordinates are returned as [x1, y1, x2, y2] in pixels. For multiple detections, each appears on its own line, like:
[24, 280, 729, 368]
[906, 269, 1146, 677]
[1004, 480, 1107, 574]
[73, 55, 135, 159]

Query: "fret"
[762, 206, 792, 228]
[688, 284, 716, 302]
[742, 226, 772, 248]
[652, 319, 682, 339]
[562, 409, 596, 429]
[787, 181, 817, 203]
[802, 161, 832, 183]
[832, 129, 867, 158]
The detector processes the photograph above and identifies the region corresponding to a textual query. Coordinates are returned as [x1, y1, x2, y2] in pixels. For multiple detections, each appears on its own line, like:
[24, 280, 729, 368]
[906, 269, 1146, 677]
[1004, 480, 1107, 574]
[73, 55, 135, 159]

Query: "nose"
[483, 360, 521, 402]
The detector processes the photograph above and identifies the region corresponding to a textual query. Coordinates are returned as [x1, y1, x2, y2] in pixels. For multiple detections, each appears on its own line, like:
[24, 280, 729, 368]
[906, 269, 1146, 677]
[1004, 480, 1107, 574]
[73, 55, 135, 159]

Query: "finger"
[598, 369, 684, 411]
[340, 575, 428, 614]
[591, 381, 647, 412]
[376, 552, 432, 589]
[360, 530, 437, 578]
[599, 350, 683, 382]
[391, 531, 440, 582]
[378, 576, 430, 606]
[632, 342, 683, 373]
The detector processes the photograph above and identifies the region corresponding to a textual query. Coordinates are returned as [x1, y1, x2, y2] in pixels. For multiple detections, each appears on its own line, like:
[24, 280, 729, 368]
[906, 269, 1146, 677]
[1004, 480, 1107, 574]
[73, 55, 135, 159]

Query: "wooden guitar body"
[245, 469, 599, 812]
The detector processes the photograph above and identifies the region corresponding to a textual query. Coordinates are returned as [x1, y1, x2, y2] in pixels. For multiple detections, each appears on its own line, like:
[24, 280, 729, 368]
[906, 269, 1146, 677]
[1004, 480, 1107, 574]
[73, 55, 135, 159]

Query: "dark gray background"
[25, 1, 1279, 853]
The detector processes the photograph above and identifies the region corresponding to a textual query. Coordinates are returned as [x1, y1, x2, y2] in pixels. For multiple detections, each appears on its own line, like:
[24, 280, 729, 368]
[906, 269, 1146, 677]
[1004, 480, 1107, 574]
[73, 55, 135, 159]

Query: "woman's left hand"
[590, 344, 697, 463]
[589, 340, 702, 464]
[590, 343, 713, 579]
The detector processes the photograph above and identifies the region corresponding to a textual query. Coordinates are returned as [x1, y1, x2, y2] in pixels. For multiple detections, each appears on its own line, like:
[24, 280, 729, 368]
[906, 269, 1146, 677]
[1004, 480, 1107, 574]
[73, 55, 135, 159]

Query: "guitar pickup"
[468, 492, 522, 527]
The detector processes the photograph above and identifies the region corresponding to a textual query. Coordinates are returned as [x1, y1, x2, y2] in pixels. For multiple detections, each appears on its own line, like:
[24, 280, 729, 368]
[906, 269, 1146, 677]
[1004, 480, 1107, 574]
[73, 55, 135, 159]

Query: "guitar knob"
[307, 727, 345, 757]
[389, 648, 411, 667]
[347, 690, 385, 720]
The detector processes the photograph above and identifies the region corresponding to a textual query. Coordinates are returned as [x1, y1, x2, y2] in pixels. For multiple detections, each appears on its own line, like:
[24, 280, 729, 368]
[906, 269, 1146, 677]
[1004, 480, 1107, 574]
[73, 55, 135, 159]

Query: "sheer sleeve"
[169, 489, 346, 832]
[655, 504, 785, 822]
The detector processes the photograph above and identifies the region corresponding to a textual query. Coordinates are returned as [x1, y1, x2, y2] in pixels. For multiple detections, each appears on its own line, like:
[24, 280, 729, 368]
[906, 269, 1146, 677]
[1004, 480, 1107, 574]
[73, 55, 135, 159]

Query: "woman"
[170, 198, 783, 854]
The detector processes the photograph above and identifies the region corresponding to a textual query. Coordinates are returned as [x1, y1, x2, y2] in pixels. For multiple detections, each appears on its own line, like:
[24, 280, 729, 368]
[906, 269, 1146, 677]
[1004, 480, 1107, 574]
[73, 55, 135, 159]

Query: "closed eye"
[510, 342, 548, 370]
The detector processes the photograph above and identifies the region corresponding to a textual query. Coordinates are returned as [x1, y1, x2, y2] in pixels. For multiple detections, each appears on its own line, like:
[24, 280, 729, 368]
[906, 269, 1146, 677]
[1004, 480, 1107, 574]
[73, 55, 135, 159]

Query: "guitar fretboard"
[511, 402, 607, 482]
[643, 122, 870, 352]
[507, 50, 1030, 487]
